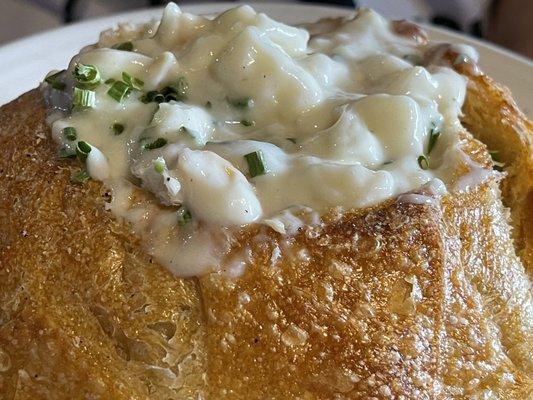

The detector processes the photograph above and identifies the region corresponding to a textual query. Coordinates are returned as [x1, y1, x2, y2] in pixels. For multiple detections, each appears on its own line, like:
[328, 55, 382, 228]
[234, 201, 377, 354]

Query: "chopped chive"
[140, 90, 164, 103]
[139, 90, 158, 103]
[122, 72, 144, 90]
[73, 63, 101, 88]
[143, 138, 167, 150]
[154, 163, 165, 174]
[489, 150, 505, 171]
[164, 92, 178, 102]
[112, 123, 124, 135]
[105, 78, 116, 85]
[72, 87, 96, 108]
[107, 80, 131, 102]
[76, 141, 92, 162]
[158, 78, 188, 102]
[71, 169, 90, 184]
[228, 97, 251, 109]
[58, 147, 76, 158]
[62, 126, 77, 141]
[240, 119, 254, 127]
[153, 93, 165, 103]
[489, 150, 501, 162]
[139, 78, 188, 104]
[153, 158, 165, 174]
[427, 123, 441, 154]
[113, 41, 134, 51]
[244, 150, 268, 177]
[44, 70, 67, 91]
[418, 155, 429, 170]
[177, 207, 192, 226]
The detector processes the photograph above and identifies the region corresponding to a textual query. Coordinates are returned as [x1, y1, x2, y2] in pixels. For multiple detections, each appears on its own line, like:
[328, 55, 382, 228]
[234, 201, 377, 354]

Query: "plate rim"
[2, 2, 531, 67]
[0, 1, 531, 107]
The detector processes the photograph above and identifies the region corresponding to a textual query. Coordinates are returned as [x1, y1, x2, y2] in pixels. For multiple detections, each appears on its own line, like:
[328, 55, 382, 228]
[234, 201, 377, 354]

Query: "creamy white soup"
[43, 3, 479, 276]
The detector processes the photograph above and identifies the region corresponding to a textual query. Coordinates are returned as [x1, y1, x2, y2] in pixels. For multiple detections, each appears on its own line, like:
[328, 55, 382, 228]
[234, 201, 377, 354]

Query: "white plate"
[1, 2, 532, 115]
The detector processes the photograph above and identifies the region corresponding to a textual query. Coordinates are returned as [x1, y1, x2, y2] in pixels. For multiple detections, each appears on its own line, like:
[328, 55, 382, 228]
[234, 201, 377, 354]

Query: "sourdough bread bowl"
[0, 4, 532, 399]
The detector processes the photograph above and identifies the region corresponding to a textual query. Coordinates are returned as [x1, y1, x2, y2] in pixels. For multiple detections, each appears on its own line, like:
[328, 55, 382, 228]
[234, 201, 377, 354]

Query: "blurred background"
[0, 0, 531, 58]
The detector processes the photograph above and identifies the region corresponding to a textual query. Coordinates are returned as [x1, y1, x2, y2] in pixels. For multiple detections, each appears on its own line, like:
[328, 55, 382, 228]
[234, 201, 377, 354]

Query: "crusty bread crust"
[0, 72, 531, 398]
[461, 72, 533, 274]
[0, 94, 206, 399]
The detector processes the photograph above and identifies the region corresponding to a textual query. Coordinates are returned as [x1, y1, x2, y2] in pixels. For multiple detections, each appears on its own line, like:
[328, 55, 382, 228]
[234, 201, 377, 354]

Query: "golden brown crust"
[201, 181, 532, 399]
[0, 94, 206, 399]
[0, 73, 531, 399]
[461, 72, 533, 273]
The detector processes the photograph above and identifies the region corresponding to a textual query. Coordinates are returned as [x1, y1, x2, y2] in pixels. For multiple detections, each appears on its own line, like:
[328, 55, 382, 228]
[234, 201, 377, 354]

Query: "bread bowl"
[0, 3, 531, 398]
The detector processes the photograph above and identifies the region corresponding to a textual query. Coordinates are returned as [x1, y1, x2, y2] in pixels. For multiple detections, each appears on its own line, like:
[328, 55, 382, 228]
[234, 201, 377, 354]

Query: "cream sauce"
[43, 4, 479, 277]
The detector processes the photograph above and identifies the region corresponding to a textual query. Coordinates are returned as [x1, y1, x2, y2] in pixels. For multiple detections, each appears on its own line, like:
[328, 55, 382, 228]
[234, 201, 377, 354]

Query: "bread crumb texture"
[0, 83, 531, 399]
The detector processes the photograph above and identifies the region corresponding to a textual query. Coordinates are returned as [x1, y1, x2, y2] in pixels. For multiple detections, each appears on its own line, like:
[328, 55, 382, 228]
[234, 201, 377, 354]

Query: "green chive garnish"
[139, 90, 157, 103]
[113, 41, 134, 51]
[58, 147, 76, 158]
[62, 127, 77, 141]
[154, 93, 166, 103]
[489, 150, 505, 171]
[143, 138, 167, 150]
[228, 97, 251, 109]
[160, 78, 189, 102]
[44, 70, 67, 91]
[164, 92, 177, 102]
[73, 63, 101, 88]
[140, 90, 164, 103]
[153, 158, 165, 174]
[418, 155, 429, 170]
[244, 150, 268, 177]
[122, 72, 144, 90]
[105, 78, 115, 85]
[177, 207, 192, 226]
[427, 123, 441, 154]
[139, 78, 188, 104]
[241, 119, 254, 127]
[72, 87, 96, 108]
[489, 150, 500, 162]
[71, 169, 90, 184]
[107, 81, 131, 102]
[112, 123, 124, 135]
[76, 141, 92, 162]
